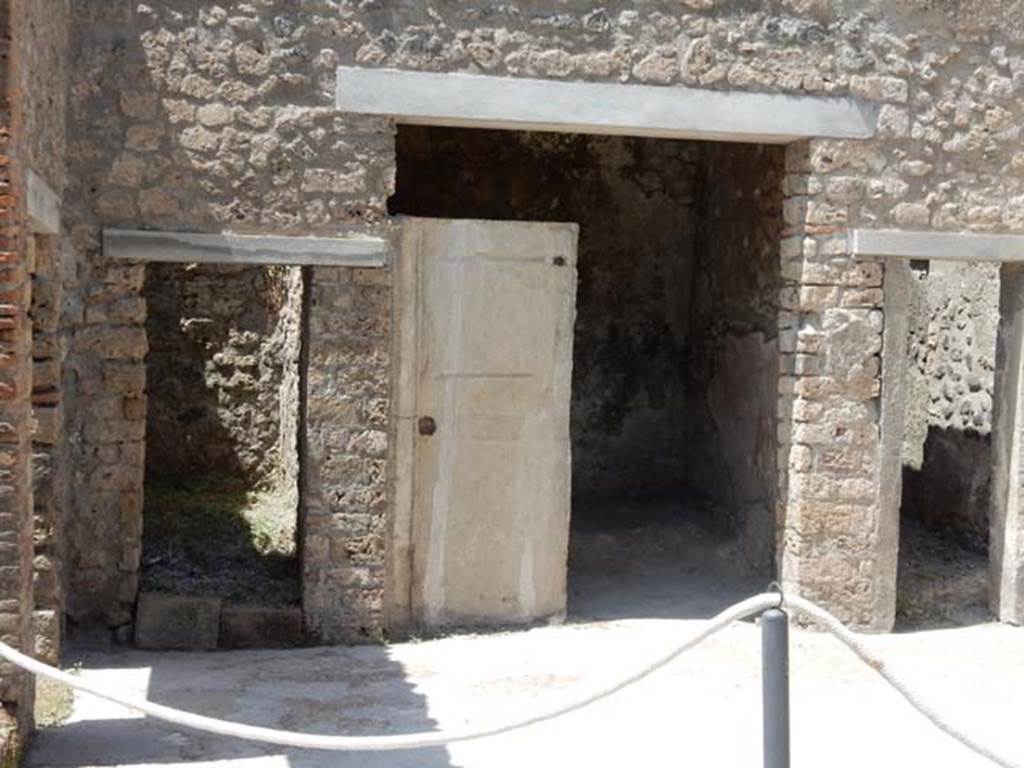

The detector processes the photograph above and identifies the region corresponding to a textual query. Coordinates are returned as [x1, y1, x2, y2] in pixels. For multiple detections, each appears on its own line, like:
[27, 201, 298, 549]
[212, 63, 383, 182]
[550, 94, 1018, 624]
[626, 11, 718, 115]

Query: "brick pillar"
[990, 263, 1024, 625]
[0, 34, 36, 763]
[776, 140, 893, 631]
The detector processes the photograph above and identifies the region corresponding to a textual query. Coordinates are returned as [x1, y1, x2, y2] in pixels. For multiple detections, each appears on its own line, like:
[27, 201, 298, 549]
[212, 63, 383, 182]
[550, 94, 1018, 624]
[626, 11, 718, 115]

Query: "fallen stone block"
[32, 610, 60, 665]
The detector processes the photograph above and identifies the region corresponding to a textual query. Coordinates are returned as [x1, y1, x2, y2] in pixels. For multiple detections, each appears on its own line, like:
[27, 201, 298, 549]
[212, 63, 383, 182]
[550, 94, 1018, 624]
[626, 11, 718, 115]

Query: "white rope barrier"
[783, 595, 1021, 768]
[3, 594, 779, 751]
[0, 591, 1018, 767]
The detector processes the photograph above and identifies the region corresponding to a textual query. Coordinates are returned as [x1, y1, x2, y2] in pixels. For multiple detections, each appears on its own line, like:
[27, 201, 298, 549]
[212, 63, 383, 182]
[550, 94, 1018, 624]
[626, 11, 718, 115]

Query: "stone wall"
[25, 0, 73, 665]
[58, 0, 1024, 636]
[301, 266, 390, 642]
[21, 1, 73, 660]
[63, 1, 395, 637]
[17, 0, 72, 663]
[18, 0, 73, 660]
[902, 262, 998, 546]
[15, 1, 68, 188]
[144, 263, 303, 487]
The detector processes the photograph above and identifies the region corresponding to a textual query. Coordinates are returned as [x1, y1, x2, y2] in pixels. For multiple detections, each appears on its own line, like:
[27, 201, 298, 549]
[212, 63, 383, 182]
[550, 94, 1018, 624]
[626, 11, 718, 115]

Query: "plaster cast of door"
[390, 217, 578, 630]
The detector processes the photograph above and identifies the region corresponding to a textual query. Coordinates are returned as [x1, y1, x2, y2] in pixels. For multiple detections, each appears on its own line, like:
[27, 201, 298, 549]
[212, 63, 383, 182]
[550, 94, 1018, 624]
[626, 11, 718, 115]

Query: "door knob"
[418, 416, 437, 436]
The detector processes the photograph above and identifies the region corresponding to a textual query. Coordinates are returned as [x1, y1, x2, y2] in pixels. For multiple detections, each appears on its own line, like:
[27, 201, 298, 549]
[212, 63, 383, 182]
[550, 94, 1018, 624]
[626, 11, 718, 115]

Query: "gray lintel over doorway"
[102, 228, 390, 267]
[851, 229, 1024, 263]
[335, 67, 879, 144]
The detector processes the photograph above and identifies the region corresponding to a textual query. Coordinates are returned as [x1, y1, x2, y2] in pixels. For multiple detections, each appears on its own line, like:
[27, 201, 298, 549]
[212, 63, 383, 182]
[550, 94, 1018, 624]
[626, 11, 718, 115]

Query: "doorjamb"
[386, 217, 422, 632]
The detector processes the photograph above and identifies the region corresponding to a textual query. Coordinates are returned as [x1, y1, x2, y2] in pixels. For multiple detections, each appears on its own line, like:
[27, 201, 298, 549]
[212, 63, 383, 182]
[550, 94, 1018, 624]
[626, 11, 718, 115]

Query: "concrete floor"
[27, 511, 1024, 768]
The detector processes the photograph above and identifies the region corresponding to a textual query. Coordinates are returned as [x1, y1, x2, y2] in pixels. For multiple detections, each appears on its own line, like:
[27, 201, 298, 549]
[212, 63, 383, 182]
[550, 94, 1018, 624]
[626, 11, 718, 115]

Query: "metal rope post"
[761, 607, 790, 768]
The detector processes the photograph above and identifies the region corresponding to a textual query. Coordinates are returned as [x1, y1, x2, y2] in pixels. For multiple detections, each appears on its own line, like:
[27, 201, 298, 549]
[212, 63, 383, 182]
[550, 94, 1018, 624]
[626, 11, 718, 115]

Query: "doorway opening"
[391, 126, 782, 621]
[898, 260, 996, 629]
[140, 263, 304, 646]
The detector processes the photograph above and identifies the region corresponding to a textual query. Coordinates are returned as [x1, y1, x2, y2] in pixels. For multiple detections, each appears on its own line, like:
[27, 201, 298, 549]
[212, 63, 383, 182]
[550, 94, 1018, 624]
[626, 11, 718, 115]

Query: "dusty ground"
[28, 505, 1022, 768]
[141, 475, 299, 607]
[896, 515, 991, 631]
[568, 497, 765, 620]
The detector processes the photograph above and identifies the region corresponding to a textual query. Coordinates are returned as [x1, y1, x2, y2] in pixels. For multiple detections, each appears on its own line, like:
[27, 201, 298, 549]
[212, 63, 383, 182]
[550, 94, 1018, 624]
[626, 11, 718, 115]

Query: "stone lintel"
[336, 67, 878, 144]
[103, 229, 390, 267]
[27, 170, 60, 235]
[852, 229, 1024, 263]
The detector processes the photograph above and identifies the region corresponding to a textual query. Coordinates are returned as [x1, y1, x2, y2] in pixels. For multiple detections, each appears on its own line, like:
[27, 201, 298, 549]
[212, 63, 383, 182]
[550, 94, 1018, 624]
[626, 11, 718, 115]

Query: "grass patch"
[142, 474, 299, 606]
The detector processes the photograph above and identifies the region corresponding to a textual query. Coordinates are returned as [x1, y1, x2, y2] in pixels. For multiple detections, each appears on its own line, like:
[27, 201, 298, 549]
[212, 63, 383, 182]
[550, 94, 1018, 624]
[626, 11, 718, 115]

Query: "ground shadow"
[894, 514, 992, 633]
[567, 495, 766, 622]
[28, 645, 457, 768]
[141, 473, 300, 607]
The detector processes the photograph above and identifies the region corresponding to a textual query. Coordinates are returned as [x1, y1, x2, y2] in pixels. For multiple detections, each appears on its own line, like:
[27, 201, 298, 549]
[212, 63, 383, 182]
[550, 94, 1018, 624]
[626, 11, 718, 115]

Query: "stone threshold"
[134, 592, 304, 650]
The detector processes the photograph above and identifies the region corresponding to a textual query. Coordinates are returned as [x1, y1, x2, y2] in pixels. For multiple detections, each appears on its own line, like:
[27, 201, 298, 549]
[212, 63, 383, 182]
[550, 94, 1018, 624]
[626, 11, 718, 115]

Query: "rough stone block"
[76, 326, 148, 360]
[31, 406, 60, 445]
[0, 707, 20, 767]
[219, 605, 303, 649]
[134, 593, 221, 650]
[32, 610, 60, 665]
[849, 75, 909, 104]
[32, 359, 60, 391]
[102, 361, 146, 396]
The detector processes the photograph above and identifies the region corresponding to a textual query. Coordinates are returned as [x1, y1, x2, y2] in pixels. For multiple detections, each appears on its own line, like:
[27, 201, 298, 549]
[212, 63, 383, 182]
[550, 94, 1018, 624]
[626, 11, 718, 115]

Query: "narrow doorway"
[140, 263, 304, 644]
[899, 260, 996, 629]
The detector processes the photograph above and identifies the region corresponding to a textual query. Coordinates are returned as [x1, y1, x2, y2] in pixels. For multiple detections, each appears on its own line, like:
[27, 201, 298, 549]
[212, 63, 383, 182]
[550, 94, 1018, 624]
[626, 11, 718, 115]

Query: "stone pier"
[777, 140, 892, 631]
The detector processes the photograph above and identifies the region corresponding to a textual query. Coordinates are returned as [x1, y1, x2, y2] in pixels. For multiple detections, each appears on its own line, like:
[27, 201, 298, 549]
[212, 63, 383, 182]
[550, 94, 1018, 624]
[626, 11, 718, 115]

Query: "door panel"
[406, 218, 578, 627]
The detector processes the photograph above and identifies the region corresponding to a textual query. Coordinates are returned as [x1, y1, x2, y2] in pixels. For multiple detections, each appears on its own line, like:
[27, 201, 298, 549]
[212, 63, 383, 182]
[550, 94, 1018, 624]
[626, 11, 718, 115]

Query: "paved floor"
[27, 512, 1024, 768]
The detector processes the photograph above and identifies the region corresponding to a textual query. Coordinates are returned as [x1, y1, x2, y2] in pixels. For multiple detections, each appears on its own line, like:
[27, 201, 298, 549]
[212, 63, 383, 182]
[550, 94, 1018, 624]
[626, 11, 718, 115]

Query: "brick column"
[0, 57, 35, 765]
[776, 140, 893, 631]
[990, 263, 1024, 625]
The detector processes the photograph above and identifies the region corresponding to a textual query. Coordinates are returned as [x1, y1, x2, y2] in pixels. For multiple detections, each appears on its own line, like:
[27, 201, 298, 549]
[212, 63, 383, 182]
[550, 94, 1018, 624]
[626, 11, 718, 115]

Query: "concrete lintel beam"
[336, 67, 878, 144]
[852, 229, 1024, 263]
[102, 229, 390, 267]
[27, 170, 60, 235]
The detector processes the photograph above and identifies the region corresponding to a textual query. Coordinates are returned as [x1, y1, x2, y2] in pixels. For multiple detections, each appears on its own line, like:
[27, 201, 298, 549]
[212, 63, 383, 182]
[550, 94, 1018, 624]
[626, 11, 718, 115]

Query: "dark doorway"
[391, 125, 783, 620]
